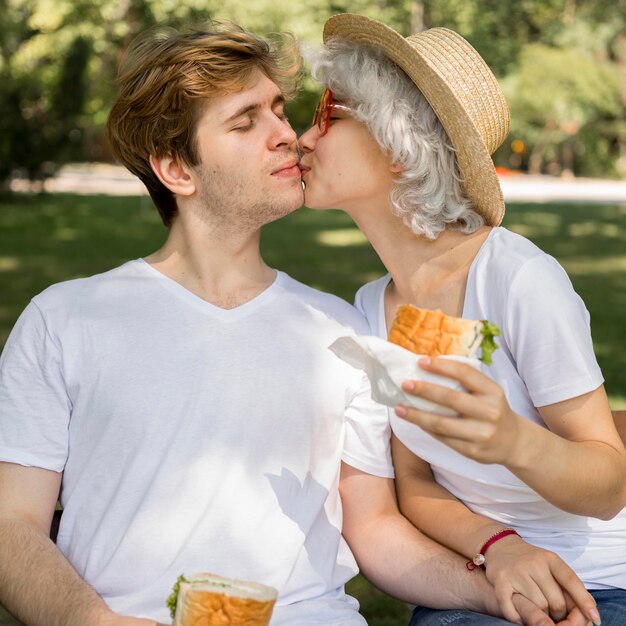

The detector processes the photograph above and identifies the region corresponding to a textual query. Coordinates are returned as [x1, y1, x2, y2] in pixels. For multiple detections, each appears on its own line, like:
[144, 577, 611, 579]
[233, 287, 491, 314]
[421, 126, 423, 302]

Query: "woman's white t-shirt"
[355, 227, 626, 590]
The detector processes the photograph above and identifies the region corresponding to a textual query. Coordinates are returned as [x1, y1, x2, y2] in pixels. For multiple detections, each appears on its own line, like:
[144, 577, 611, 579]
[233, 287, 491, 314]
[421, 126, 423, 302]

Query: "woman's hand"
[482, 535, 600, 625]
[394, 356, 525, 465]
[513, 593, 594, 626]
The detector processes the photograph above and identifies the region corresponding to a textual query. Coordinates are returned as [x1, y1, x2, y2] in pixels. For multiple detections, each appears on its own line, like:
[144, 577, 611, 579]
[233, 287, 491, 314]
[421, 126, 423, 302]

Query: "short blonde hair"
[107, 22, 302, 226]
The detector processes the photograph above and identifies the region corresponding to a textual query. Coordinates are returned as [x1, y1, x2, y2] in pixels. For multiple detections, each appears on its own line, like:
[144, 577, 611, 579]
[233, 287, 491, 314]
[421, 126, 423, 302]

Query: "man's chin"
[257, 195, 303, 227]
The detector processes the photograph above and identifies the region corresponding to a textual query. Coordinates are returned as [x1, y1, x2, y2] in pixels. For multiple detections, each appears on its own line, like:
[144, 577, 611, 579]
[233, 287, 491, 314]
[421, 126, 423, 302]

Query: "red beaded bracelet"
[466, 529, 520, 571]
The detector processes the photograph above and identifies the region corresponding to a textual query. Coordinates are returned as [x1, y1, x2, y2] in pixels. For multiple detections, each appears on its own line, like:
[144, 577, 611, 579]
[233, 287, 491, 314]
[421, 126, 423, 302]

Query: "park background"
[1, 1, 626, 625]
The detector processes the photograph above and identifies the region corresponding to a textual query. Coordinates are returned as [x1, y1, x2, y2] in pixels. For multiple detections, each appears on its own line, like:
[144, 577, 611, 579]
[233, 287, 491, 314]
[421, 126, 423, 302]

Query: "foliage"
[1, 0, 626, 182]
[503, 43, 623, 175]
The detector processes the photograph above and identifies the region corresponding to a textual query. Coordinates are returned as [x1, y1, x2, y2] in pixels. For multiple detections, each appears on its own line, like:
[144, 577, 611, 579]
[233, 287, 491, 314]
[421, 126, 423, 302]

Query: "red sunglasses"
[312, 88, 354, 136]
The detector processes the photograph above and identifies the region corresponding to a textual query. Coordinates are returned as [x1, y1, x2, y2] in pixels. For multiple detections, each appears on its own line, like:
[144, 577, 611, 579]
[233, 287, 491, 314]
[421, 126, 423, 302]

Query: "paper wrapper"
[329, 335, 480, 416]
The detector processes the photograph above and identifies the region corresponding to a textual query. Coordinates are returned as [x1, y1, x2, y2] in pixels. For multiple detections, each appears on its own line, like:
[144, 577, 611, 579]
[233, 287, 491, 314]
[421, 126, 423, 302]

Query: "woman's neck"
[351, 205, 491, 317]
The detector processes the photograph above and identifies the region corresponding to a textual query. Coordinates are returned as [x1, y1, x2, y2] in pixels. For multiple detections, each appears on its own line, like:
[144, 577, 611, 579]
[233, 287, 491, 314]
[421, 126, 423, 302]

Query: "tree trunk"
[561, 139, 575, 178]
[528, 122, 557, 175]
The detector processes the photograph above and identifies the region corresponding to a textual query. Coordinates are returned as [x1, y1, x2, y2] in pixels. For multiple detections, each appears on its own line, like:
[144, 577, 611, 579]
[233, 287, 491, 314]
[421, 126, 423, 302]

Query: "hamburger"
[388, 305, 500, 364]
[167, 573, 278, 626]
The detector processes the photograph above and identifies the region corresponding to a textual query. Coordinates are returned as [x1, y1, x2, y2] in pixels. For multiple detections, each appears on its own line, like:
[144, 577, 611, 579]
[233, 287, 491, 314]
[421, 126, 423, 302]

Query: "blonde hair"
[107, 22, 302, 226]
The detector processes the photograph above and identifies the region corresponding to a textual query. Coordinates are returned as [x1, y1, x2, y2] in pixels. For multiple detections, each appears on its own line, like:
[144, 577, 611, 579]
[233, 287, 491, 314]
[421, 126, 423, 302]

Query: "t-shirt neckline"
[378, 227, 500, 332]
[134, 258, 284, 320]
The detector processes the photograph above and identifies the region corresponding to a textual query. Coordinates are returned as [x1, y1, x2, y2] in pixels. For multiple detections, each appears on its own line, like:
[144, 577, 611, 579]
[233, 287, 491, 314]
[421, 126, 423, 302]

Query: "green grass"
[0, 193, 625, 625]
[2, 192, 623, 402]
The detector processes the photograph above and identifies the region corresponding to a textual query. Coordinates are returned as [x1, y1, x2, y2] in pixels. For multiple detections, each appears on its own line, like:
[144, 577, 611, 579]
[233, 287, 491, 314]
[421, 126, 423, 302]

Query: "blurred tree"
[1, 0, 625, 183]
[504, 43, 622, 176]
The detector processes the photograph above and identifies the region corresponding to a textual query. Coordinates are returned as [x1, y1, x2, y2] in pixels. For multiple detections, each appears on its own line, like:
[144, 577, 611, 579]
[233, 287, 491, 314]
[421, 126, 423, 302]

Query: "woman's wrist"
[464, 522, 509, 560]
[466, 528, 521, 570]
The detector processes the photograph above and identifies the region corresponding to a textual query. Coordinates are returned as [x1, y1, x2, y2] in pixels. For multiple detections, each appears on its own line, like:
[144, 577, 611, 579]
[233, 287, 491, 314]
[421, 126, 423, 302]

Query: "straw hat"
[323, 13, 509, 226]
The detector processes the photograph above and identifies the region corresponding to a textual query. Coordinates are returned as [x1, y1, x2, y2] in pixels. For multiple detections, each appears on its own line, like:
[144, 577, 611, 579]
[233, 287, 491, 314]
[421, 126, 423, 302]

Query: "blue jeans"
[409, 589, 626, 626]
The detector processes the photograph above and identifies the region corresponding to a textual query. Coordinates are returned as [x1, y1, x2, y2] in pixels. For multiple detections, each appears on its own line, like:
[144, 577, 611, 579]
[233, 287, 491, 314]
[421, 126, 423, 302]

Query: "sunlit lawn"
[1, 192, 624, 403]
[0, 192, 625, 625]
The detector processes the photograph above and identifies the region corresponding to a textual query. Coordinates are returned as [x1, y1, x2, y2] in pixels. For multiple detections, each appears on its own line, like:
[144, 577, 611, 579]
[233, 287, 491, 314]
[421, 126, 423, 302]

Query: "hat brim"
[323, 13, 505, 226]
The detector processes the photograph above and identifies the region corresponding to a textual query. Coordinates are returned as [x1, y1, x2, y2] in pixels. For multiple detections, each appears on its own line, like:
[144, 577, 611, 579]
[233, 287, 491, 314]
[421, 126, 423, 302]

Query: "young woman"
[299, 13, 626, 626]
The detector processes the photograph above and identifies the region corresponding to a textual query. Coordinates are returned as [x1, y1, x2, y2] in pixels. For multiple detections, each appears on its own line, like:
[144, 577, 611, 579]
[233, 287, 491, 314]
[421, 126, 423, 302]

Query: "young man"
[0, 23, 590, 626]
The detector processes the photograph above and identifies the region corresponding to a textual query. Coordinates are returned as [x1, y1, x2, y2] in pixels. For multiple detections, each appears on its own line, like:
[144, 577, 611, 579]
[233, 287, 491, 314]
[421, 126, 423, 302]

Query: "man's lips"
[272, 161, 301, 177]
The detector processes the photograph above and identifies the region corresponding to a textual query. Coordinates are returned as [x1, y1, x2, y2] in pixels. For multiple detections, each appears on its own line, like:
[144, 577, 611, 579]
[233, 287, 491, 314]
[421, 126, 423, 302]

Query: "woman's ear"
[149, 155, 196, 197]
[389, 161, 406, 174]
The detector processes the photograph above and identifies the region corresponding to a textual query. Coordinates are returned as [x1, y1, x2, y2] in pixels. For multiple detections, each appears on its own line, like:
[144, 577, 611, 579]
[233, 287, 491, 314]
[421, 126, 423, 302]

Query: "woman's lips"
[298, 163, 311, 176]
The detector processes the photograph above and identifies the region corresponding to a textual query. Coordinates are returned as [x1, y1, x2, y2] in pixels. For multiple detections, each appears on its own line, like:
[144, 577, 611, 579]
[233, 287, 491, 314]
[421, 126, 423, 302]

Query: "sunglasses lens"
[316, 89, 332, 135]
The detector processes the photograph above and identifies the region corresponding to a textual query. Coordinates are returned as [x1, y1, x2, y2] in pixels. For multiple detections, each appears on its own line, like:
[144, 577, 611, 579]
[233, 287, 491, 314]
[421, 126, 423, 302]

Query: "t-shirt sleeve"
[505, 254, 604, 407]
[342, 372, 394, 478]
[0, 301, 71, 471]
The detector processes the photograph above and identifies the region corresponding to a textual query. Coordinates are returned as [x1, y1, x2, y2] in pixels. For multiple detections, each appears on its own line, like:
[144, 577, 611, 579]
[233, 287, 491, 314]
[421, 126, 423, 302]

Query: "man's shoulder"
[33, 260, 142, 310]
[277, 272, 368, 332]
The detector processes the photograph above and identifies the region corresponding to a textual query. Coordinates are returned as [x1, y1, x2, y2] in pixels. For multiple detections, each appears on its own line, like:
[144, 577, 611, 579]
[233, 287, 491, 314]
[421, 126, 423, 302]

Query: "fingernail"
[401, 381, 415, 392]
[395, 405, 407, 417]
[589, 607, 601, 625]
[418, 357, 431, 367]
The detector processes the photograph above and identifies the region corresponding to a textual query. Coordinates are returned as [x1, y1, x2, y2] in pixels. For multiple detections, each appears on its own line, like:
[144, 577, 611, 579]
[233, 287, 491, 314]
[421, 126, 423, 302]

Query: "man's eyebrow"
[223, 94, 285, 124]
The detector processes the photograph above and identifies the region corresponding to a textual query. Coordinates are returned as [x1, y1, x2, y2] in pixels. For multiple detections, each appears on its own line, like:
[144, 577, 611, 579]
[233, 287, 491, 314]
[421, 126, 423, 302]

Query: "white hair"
[308, 39, 484, 239]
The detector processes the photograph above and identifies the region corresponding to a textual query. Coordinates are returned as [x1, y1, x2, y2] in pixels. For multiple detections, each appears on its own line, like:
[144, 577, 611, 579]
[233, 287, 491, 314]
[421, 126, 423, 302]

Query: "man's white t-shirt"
[355, 227, 626, 590]
[0, 260, 393, 624]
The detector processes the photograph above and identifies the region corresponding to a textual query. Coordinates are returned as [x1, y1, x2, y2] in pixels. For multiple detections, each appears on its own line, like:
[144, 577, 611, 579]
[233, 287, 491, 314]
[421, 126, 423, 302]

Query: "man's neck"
[145, 213, 275, 310]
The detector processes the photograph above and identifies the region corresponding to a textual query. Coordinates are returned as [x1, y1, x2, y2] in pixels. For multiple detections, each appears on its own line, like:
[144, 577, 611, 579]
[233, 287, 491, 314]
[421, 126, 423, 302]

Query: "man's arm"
[390, 436, 599, 625]
[339, 463, 592, 626]
[0, 462, 161, 626]
[339, 462, 496, 611]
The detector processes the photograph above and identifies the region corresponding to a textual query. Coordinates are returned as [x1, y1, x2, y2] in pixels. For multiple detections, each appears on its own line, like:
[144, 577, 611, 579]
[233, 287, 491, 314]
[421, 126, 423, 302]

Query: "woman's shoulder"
[468, 227, 576, 319]
[479, 227, 546, 268]
[472, 227, 565, 287]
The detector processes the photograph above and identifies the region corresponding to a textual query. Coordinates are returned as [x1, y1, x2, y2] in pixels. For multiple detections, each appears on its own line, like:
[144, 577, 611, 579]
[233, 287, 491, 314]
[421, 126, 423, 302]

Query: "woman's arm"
[396, 358, 626, 519]
[614, 409, 626, 445]
[391, 436, 601, 625]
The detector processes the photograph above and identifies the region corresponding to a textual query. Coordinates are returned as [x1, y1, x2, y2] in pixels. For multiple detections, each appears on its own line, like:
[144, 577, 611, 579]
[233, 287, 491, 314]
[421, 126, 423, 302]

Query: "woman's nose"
[297, 124, 320, 153]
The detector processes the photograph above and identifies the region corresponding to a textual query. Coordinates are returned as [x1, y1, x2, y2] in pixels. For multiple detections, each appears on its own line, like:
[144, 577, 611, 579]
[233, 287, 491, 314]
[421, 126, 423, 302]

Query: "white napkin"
[329, 335, 480, 416]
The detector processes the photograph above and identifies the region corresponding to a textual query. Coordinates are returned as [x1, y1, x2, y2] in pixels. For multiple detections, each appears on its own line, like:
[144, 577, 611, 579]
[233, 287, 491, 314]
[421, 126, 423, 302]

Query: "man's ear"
[149, 155, 196, 197]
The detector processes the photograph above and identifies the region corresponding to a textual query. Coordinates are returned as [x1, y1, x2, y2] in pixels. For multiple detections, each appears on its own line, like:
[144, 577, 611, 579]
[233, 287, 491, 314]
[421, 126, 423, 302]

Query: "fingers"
[400, 378, 482, 419]
[489, 549, 572, 623]
[512, 593, 554, 626]
[399, 358, 508, 422]
[552, 565, 601, 625]
[416, 356, 498, 394]
[395, 402, 490, 440]
[532, 577, 568, 622]
[553, 603, 592, 626]
[393, 403, 505, 462]
[495, 585, 523, 624]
